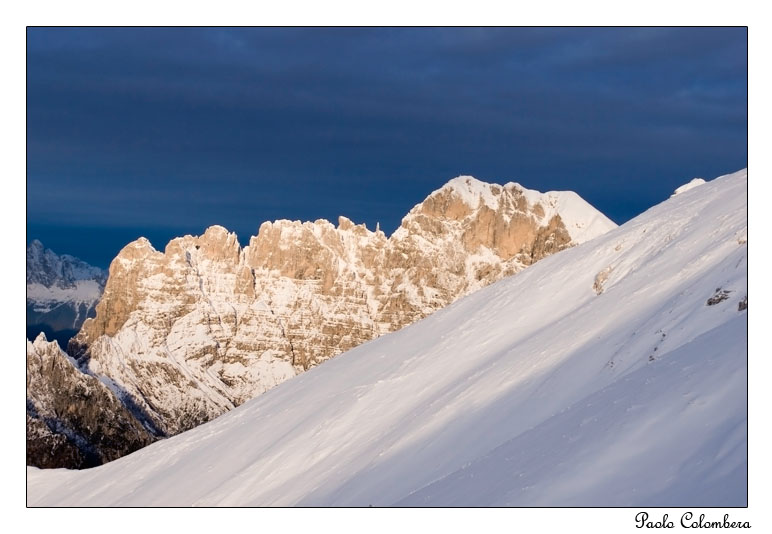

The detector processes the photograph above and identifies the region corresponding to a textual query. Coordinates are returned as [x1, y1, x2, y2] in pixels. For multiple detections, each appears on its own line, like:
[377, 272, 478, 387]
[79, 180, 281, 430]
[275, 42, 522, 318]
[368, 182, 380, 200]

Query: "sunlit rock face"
[70, 176, 616, 437]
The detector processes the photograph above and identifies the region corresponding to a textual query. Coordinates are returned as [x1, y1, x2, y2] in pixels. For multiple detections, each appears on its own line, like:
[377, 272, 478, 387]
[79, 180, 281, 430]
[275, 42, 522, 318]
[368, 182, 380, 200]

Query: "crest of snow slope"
[672, 177, 706, 197]
[27, 169, 747, 506]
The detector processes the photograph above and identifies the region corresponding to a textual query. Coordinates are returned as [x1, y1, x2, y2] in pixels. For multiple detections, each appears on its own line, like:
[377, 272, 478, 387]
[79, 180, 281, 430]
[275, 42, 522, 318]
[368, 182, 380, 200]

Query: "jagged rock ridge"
[70, 176, 616, 439]
[26, 333, 153, 468]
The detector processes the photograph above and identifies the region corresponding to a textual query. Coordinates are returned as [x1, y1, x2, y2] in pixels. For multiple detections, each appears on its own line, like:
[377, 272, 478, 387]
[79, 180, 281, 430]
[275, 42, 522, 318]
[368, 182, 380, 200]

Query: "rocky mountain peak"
[32, 330, 50, 349]
[435, 175, 506, 211]
[116, 237, 159, 261]
[337, 215, 374, 236]
[28, 238, 44, 255]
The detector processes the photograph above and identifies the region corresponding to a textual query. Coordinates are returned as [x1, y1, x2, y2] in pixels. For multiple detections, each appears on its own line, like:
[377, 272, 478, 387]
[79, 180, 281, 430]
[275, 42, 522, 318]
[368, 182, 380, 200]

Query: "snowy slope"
[27, 169, 747, 507]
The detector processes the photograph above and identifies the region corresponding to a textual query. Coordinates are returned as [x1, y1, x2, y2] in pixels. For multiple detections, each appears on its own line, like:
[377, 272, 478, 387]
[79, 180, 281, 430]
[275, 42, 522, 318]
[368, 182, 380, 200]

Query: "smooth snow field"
[27, 170, 747, 507]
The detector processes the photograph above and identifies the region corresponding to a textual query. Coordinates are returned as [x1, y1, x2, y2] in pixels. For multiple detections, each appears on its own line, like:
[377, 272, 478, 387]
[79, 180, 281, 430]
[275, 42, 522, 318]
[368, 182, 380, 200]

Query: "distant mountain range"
[26, 240, 106, 348]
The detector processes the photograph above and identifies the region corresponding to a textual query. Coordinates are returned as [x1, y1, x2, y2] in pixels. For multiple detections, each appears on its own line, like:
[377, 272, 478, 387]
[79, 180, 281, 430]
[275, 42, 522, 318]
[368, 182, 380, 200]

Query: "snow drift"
[27, 169, 747, 507]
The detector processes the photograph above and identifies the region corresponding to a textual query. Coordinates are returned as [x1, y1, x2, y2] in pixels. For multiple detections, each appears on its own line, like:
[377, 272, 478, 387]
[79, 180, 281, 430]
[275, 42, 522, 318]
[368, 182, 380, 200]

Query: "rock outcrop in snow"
[27, 241, 107, 348]
[26, 333, 152, 469]
[27, 169, 747, 506]
[69, 176, 616, 438]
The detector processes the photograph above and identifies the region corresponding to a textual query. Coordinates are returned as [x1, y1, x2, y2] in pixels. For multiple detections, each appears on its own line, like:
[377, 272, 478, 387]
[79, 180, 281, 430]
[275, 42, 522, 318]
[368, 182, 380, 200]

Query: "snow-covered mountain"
[67, 176, 615, 438]
[27, 169, 747, 506]
[26, 333, 152, 469]
[26, 241, 107, 348]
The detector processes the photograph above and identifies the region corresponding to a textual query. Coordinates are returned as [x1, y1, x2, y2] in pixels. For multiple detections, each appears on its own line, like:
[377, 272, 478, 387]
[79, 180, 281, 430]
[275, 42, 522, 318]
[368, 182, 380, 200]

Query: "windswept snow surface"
[27, 169, 747, 507]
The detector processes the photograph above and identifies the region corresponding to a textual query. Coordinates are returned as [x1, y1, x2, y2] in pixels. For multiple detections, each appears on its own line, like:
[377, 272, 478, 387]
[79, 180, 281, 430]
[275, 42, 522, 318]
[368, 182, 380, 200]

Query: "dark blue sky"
[27, 27, 747, 268]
